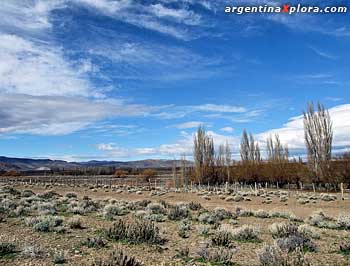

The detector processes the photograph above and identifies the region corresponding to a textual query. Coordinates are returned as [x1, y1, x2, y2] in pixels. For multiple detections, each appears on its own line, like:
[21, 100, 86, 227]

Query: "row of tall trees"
[192, 102, 347, 187]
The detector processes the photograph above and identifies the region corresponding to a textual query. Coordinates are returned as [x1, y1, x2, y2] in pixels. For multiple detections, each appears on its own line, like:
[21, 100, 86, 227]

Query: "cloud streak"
[0, 94, 153, 135]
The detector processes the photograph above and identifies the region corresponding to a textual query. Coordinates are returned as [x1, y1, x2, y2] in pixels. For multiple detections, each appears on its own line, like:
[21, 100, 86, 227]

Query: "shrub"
[0, 242, 16, 257]
[178, 220, 191, 238]
[198, 212, 219, 225]
[297, 198, 309, 205]
[12, 206, 30, 217]
[106, 218, 164, 245]
[339, 239, 350, 255]
[257, 245, 310, 266]
[232, 225, 260, 242]
[276, 235, 317, 253]
[306, 210, 335, 228]
[22, 244, 43, 258]
[52, 250, 66, 264]
[197, 225, 210, 236]
[336, 214, 350, 229]
[0, 198, 17, 211]
[92, 249, 143, 266]
[269, 222, 317, 252]
[269, 223, 298, 239]
[257, 244, 285, 266]
[213, 208, 233, 220]
[21, 190, 35, 198]
[320, 194, 336, 201]
[36, 202, 56, 215]
[167, 205, 189, 221]
[67, 216, 84, 229]
[39, 190, 61, 200]
[196, 243, 236, 264]
[25, 215, 63, 232]
[255, 210, 270, 219]
[0, 186, 20, 195]
[82, 236, 108, 249]
[65, 192, 78, 199]
[105, 219, 127, 241]
[146, 203, 166, 215]
[189, 201, 202, 211]
[297, 224, 320, 240]
[103, 204, 128, 220]
[211, 227, 233, 247]
[235, 207, 254, 217]
[144, 213, 165, 222]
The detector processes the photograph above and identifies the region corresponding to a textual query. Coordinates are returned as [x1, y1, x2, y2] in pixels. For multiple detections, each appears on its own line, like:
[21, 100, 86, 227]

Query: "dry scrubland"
[1, 183, 350, 266]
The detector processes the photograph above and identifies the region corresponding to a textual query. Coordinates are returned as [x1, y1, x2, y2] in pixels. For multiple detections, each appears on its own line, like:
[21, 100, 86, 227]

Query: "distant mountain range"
[0, 156, 192, 172]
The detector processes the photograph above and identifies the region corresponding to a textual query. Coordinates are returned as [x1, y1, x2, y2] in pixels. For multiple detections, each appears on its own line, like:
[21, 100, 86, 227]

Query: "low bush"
[22, 244, 44, 258]
[25, 215, 63, 232]
[197, 242, 236, 264]
[65, 192, 78, 199]
[232, 225, 260, 242]
[297, 224, 320, 240]
[52, 250, 66, 264]
[211, 226, 233, 247]
[336, 214, 350, 229]
[167, 205, 189, 221]
[92, 249, 143, 266]
[188, 201, 202, 211]
[269, 223, 299, 239]
[198, 212, 220, 225]
[257, 245, 310, 266]
[146, 203, 166, 215]
[82, 236, 108, 249]
[67, 216, 84, 229]
[255, 210, 270, 219]
[103, 204, 129, 220]
[306, 210, 336, 229]
[106, 218, 164, 245]
[0, 242, 16, 257]
[339, 239, 350, 255]
[276, 235, 317, 253]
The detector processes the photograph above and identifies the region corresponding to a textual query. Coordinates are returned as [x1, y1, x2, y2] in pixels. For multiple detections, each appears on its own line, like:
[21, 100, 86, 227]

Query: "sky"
[0, 0, 349, 162]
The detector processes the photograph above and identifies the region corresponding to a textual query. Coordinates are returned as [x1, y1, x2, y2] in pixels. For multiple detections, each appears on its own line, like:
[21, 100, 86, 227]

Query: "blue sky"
[0, 0, 349, 161]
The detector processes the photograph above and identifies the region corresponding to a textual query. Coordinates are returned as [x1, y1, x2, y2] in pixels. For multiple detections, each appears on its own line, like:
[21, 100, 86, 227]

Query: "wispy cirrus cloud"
[309, 45, 338, 60]
[0, 34, 95, 97]
[173, 121, 206, 129]
[75, 0, 205, 40]
[152, 103, 249, 120]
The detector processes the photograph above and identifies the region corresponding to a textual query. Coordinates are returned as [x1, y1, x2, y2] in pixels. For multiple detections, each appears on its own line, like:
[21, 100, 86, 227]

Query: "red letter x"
[282, 4, 290, 12]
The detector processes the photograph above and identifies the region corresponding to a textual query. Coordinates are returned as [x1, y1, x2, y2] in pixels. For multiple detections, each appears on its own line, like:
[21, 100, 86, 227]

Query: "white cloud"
[192, 104, 246, 113]
[0, 34, 95, 97]
[220, 127, 234, 133]
[174, 121, 204, 129]
[152, 104, 248, 120]
[266, 13, 350, 38]
[0, 94, 153, 135]
[256, 104, 350, 154]
[149, 3, 201, 26]
[97, 129, 241, 159]
[309, 46, 338, 60]
[0, 0, 65, 32]
[97, 104, 350, 160]
[76, 0, 202, 40]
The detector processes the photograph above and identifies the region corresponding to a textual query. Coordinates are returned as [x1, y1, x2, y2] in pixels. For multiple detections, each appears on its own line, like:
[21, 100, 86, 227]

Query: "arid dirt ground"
[1, 183, 350, 266]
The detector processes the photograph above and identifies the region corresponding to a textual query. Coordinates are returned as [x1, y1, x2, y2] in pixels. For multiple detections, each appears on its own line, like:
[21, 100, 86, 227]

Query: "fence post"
[341, 183, 344, 200]
[255, 182, 258, 196]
